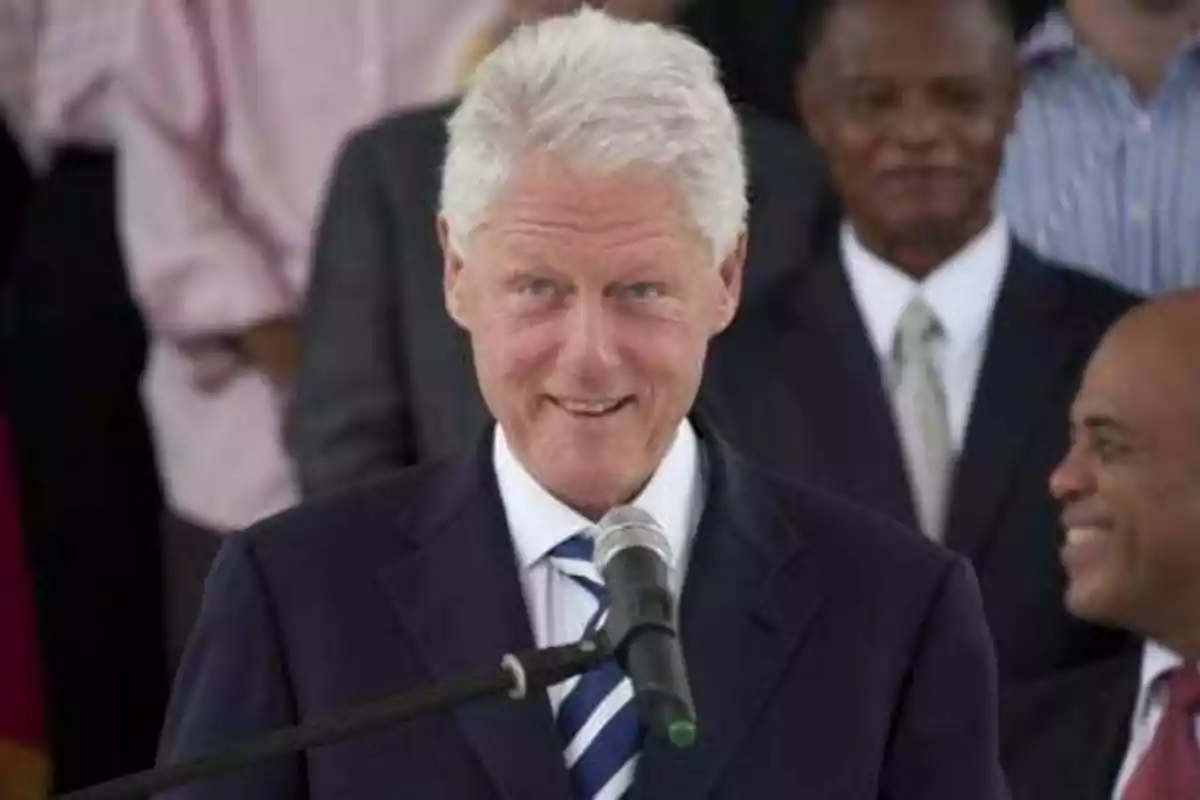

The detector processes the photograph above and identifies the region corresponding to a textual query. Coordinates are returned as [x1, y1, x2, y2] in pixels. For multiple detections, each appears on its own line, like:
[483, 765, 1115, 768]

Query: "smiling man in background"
[1003, 289, 1200, 800]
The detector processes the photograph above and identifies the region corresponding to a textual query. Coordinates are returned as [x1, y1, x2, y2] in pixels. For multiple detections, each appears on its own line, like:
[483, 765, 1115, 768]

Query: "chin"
[1063, 580, 1124, 627]
[545, 463, 635, 514]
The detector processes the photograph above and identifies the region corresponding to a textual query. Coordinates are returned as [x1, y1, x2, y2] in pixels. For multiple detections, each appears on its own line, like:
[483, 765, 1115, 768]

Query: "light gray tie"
[890, 297, 954, 540]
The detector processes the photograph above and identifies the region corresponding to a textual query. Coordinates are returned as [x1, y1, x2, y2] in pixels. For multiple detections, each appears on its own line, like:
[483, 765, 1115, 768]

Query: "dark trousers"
[8, 147, 167, 792]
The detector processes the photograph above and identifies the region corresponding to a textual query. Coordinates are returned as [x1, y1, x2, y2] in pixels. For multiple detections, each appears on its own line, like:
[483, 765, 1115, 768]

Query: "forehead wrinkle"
[813, 0, 1013, 80]
[484, 201, 695, 256]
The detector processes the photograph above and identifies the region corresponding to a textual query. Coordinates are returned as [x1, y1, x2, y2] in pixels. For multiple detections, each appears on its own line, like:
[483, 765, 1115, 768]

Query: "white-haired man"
[159, 10, 1007, 798]
[287, 0, 830, 499]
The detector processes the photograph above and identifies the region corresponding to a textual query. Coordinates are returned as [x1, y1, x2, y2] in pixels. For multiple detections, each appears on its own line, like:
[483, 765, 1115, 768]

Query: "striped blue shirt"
[999, 12, 1200, 296]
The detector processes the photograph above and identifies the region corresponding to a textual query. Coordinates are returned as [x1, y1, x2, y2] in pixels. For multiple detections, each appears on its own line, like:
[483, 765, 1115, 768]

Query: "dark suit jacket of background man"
[1000, 649, 1140, 800]
[698, 241, 1141, 687]
[289, 100, 833, 497]
[160, 422, 1007, 799]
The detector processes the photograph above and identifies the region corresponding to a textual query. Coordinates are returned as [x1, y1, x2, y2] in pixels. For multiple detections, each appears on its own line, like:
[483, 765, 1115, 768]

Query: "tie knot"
[1165, 666, 1200, 714]
[549, 532, 596, 564]
[895, 297, 944, 359]
[548, 531, 607, 603]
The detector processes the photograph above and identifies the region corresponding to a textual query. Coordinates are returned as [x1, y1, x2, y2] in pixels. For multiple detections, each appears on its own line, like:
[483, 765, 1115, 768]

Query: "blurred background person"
[1003, 290, 1200, 800]
[701, 0, 1140, 687]
[684, 0, 1057, 126]
[1000, 0, 1200, 295]
[288, 0, 831, 498]
[115, 0, 510, 678]
[2, 0, 167, 791]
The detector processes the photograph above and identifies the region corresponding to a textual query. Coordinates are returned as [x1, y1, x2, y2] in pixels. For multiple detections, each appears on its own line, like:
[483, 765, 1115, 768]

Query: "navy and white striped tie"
[548, 533, 642, 800]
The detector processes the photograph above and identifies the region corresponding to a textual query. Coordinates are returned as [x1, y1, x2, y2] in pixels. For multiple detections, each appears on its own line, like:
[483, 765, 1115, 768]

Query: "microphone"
[594, 505, 697, 748]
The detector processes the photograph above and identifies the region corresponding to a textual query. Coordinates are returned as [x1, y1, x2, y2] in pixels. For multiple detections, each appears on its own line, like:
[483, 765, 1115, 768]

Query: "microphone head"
[594, 505, 672, 573]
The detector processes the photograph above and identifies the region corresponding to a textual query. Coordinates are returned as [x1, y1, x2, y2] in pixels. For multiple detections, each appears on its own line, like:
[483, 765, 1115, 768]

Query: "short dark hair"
[798, 0, 1017, 72]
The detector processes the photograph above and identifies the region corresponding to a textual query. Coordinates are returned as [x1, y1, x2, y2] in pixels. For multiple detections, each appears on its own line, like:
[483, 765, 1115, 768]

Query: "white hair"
[439, 7, 747, 262]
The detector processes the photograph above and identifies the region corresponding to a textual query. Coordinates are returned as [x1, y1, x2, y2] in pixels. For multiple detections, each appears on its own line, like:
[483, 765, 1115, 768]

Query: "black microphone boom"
[594, 505, 697, 748]
[55, 639, 607, 800]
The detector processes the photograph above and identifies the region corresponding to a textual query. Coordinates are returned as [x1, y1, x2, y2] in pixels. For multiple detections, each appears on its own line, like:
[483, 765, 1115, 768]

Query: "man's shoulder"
[363, 99, 458, 145]
[1013, 241, 1143, 324]
[336, 99, 458, 173]
[235, 456, 461, 578]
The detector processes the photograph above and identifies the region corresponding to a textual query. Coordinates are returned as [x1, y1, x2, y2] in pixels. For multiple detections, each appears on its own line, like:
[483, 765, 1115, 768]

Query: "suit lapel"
[632, 431, 824, 799]
[943, 243, 1079, 558]
[376, 438, 573, 800]
[770, 253, 916, 525]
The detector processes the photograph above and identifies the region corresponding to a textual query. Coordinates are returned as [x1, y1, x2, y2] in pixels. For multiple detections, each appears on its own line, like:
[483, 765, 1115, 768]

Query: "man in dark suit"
[1003, 290, 1200, 800]
[700, 0, 1140, 687]
[288, 20, 830, 498]
[162, 10, 1005, 797]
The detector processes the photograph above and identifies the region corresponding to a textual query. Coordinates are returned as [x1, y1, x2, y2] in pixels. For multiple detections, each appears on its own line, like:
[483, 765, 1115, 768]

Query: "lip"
[1060, 510, 1112, 531]
[548, 396, 635, 418]
[1060, 525, 1110, 575]
[877, 167, 961, 188]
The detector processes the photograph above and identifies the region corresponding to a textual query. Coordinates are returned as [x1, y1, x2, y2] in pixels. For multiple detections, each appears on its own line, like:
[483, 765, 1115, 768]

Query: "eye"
[621, 282, 667, 301]
[517, 276, 559, 297]
[936, 82, 985, 114]
[846, 83, 896, 114]
[1092, 436, 1130, 464]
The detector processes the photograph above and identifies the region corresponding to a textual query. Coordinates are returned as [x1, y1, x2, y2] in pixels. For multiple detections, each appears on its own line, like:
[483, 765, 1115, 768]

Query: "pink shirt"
[117, 0, 503, 530]
[0, 0, 138, 166]
[0, 0, 38, 161]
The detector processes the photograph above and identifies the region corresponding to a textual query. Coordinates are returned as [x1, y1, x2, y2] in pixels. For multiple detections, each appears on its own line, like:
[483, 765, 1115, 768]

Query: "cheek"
[620, 321, 708, 392]
[961, 124, 1006, 164]
[474, 317, 560, 386]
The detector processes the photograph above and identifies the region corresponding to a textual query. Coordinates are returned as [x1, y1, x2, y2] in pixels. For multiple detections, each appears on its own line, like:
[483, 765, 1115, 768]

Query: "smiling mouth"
[1061, 525, 1110, 570]
[550, 397, 634, 418]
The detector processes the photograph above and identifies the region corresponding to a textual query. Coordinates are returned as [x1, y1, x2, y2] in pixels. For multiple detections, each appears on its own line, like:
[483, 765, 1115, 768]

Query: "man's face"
[441, 155, 743, 516]
[1050, 327, 1200, 637]
[799, 0, 1018, 255]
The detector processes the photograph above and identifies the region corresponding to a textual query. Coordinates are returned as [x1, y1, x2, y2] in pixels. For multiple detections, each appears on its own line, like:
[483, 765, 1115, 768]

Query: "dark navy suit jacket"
[159, 425, 1007, 798]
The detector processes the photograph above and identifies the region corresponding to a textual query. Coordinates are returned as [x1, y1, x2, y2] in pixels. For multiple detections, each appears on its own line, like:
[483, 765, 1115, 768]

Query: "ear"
[711, 231, 747, 334]
[438, 216, 470, 329]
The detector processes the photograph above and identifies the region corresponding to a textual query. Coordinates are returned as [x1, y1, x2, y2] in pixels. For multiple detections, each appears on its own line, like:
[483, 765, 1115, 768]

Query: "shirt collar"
[1020, 10, 1200, 65]
[840, 215, 1010, 361]
[494, 419, 701, 574]
[1133, 640, 1192, 725]
[1020, 11, 1080, 63]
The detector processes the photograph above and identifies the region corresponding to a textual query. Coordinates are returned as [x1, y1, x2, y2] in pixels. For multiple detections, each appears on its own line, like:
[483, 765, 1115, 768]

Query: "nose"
[1049, 444, 1095, 505]
[558, 296, 620, 382]
[892, 98, 942, 148]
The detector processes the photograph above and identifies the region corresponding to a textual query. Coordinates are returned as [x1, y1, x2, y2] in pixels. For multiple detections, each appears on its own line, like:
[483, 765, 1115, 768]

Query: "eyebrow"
[1079, 415, 1132, 438]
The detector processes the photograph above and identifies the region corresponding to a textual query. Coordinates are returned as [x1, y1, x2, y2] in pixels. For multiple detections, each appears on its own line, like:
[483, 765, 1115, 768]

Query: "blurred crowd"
[0, 0, 1196, 796]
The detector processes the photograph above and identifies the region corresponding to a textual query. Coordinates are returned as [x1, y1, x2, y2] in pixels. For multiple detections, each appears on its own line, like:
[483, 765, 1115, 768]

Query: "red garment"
[0, 407, 49, 799]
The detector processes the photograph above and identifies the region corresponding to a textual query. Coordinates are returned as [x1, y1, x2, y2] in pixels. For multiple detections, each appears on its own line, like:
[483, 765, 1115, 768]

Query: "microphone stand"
[56, 637, 609, 800]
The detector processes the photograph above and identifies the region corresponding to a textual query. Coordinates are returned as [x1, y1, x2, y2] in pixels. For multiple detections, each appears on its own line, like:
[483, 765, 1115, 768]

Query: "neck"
[1066, 0, 1198, 100]
[1145, 602, 1200, 663]
[856, 214, 993, 281]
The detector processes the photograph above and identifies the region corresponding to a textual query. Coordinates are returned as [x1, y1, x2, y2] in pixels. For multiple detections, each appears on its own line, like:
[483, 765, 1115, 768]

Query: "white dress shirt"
[841, 216, 1010, 451]
[1112, 641, 1200, 798]
[493, 419, 704, 709]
